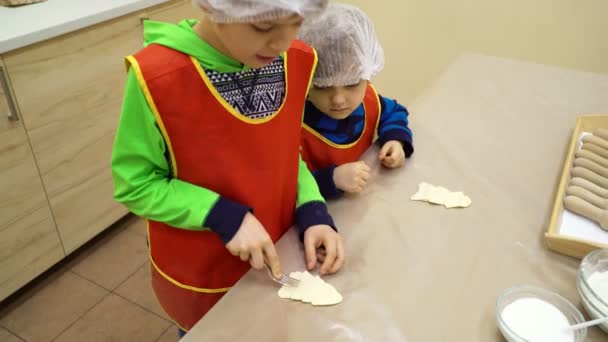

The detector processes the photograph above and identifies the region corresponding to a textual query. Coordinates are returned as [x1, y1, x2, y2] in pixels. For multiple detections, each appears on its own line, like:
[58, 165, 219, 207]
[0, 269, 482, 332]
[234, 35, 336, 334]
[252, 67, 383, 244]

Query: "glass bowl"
[496, 285, 586, 341]
[577, 248, 608, 333]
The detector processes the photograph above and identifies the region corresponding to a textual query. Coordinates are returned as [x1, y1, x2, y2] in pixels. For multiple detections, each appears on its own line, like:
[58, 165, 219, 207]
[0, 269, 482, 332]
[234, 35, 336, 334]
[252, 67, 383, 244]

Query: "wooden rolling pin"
[593, 128, 608, 141]
[564, 196, 608, 230]
[573, 158, 608, 178]
[571, 167, 608, 189]
[570, 177, 608, 198]
[582, 135, 608, 150]
[575, 150, 608, 168]
[566, 186, 607, 209]
[582, 143, 608, 159]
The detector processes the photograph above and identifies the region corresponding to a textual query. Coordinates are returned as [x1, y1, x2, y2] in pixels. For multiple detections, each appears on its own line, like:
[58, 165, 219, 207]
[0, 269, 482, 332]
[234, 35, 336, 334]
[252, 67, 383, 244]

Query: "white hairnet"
[298, 3, 384, 87]
[193, 0, 328, 23]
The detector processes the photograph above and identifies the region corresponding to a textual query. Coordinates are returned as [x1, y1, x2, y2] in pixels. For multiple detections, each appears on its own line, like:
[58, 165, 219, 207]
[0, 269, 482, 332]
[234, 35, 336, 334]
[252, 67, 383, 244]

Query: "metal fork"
[265, 263, 300, 287]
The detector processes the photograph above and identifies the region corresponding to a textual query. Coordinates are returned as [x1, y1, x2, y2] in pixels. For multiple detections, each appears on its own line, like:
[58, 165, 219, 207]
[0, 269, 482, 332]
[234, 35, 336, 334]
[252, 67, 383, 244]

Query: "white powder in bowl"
[587, 270, 608, 304]
[501, 298, 574, 342]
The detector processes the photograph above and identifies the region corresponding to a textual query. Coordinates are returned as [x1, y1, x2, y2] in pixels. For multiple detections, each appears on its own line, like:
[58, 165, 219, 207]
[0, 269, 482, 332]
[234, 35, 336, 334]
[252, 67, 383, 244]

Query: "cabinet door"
[2, 14, 142, 253]
[0, 58, 64, 301]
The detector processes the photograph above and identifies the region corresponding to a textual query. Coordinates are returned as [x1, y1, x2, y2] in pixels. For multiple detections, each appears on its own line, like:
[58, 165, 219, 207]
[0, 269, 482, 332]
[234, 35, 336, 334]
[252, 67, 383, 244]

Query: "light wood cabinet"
[0, 57, 64, 301]
[2, 14, 141, 253]
[144, 0, 193, 23]
[0, 0, 191, 300]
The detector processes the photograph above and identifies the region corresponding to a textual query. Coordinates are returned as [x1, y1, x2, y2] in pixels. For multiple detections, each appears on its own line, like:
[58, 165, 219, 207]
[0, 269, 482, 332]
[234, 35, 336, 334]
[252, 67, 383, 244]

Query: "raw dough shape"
[277, 271, 342, 306]
[411, 182, 471, 208]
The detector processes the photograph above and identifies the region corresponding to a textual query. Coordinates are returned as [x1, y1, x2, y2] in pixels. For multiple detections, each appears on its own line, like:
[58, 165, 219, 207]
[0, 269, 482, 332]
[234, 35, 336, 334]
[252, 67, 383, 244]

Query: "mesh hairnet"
[193, 0, 328, 23]
[298, 3, 384, 87]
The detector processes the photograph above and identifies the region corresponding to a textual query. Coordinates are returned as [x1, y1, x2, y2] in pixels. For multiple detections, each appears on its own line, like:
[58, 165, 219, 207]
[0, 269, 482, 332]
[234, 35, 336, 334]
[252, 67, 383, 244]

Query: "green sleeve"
[295, 151, 326, 208]
[111, 68, 219, 230]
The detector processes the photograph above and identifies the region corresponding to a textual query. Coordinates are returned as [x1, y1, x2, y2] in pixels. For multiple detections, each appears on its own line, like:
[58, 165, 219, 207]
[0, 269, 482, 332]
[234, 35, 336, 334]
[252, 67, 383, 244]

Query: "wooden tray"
[545, 115, 608, 259]
[0, 0, 45, 7]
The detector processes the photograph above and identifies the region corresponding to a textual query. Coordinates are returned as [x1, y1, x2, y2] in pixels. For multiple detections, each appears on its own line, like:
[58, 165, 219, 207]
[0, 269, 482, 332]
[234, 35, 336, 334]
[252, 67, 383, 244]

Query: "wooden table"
[182, 53, 608, 341]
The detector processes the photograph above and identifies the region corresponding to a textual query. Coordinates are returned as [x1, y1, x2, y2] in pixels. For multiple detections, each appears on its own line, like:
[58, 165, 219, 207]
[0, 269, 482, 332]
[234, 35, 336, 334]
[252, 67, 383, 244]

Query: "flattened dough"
[277, 271, 342, 306]
[411, 182, 471, 208]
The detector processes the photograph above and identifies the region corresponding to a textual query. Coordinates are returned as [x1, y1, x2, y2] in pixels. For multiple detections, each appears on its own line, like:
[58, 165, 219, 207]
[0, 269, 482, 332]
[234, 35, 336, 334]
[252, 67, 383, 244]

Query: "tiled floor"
[0, 216, 180, 342]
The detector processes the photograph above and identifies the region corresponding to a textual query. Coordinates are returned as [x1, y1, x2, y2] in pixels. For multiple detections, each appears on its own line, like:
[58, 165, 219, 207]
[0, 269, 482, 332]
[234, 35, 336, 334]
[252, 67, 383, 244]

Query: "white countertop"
[0, 0, 169, 54]
[181, 53, 608, 341]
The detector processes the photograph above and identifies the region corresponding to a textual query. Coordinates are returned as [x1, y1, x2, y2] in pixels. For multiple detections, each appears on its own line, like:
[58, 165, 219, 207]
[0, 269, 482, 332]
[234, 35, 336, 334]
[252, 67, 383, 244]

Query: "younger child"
[298, 3, 414, 199]
[111, 0, 344, 333]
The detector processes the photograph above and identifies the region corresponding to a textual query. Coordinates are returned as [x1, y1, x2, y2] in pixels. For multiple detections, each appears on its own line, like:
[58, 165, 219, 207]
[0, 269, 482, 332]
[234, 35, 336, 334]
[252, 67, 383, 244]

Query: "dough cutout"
[411, 182, 471, 208]
[277, 271, 342, 306]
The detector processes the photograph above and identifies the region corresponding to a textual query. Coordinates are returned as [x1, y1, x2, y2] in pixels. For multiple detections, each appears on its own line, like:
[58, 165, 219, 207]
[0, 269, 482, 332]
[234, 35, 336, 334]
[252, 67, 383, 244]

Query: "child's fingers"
[262, 242, 282, 278]
[316, 249, 326, 263]
[379, 144, 390, 159]
[393, 151, 405, 166]
[249, 248, 265, 270]
[363, 166, 371, 175]
[239, 250, 250, 262]
[395, 148, 404, 159]
[349, 185, 363, 193]
[360, 173, 370, 183]
[329, 237, 345, 274]
[320, 238, 337, 275]
[383, 155, 395, 166]
[303, 235, 318, 270]
[397, 154, 406, 166]
[360, 161, 371, 172]
[357, 177, 367, 187]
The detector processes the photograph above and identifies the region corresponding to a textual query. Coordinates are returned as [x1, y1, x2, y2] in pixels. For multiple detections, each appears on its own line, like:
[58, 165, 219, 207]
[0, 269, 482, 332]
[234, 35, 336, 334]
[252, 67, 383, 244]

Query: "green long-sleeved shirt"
[111, 20, 333, 241]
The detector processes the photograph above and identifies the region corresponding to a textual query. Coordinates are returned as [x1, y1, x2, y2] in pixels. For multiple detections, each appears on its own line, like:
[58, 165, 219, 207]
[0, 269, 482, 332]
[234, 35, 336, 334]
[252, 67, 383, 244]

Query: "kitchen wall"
[340, 0, 608, 101]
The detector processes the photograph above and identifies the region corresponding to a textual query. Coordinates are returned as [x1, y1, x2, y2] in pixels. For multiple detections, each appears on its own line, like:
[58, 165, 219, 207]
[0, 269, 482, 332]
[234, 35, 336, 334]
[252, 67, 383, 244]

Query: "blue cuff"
[204, 197, 252, 244]
[313, 166, 344, 200]
[295, 201, 336, 240]
[378, 130, 414, 157]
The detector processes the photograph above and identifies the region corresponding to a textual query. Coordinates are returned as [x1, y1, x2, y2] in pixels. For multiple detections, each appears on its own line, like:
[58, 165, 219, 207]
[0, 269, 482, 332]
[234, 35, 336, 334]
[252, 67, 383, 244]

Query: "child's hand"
[226, 212, 282, 278]
[333, 161, 371, 193]
[379, 140, 405, 168]
[303, 225, 344, 275]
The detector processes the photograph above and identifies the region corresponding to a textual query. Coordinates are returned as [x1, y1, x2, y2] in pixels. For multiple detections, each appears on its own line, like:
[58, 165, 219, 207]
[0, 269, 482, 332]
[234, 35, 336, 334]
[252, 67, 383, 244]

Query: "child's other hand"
[379, 140, 405, 168]
[333, 161, 371, 193]
[303, 225, 344, 275]
[226, 212, 282, 278]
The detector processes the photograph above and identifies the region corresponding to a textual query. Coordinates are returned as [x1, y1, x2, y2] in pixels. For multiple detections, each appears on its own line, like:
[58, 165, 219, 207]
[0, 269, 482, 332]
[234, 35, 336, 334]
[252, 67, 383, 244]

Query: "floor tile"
[54, 293, 171, 342]
[70, 226, 148, 290]
[123, 215, 148, 237]
[0, 271, 108, 342]
[115, 262, 169, 320]
[156, 325, 180, 342]
[0, 327, 24, 342]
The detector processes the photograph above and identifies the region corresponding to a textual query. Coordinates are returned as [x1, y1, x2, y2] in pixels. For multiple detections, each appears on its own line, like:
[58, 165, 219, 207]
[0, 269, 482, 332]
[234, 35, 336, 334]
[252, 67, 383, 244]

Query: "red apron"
[126, 40, 317, 330]
[301, 84, 381, 171]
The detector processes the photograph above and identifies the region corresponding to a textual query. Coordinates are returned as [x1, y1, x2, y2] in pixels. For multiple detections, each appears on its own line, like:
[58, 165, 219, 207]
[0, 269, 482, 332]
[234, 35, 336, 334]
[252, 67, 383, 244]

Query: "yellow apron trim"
[305, 48, 319, 98]
[189, 54, 288, 124]
[125, 55, 179, 178]
[175, 321, 189, 333]
[146, 273, 190, 333]
[123, 58, 131, 73]
[369, 84, 382, 141]
[303, 84, 377, 150]
[146, 220, 231, 294]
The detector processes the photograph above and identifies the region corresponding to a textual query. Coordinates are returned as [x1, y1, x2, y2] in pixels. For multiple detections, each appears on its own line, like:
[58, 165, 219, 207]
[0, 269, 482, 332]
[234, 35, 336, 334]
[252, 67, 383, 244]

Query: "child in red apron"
[298, 3, 414, 199]
[111, 0, 344, 335]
